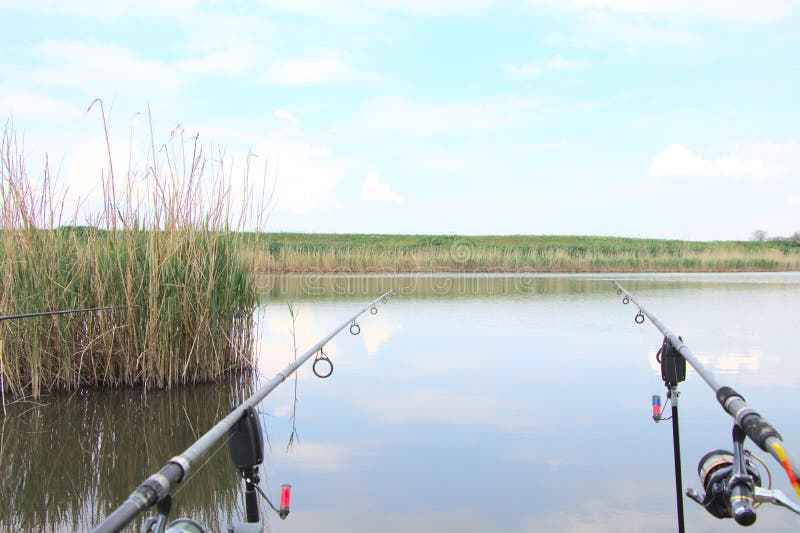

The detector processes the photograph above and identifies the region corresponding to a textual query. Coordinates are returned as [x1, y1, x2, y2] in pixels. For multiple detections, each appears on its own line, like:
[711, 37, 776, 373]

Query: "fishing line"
[749, 451, 773, 509]
[172, 437, 230, 499]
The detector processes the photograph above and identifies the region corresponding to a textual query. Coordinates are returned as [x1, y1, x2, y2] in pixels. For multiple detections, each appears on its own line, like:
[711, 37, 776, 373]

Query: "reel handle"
[730, 479, 756, 526]
[731, 424, 757, 526]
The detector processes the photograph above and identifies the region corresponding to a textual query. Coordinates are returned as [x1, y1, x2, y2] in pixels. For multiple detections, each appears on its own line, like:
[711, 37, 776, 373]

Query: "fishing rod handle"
[717, 386, 800, 483]
[717, 387, 782, 452]
[93, 462, 185, 533]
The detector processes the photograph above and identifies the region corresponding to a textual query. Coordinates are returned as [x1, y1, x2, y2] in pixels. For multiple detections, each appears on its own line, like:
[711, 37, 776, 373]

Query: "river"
[2, 273, 799, 532]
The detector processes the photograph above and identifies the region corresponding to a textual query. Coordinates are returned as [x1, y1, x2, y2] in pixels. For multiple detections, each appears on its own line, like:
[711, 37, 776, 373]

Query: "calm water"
[2, 274, 799, 532]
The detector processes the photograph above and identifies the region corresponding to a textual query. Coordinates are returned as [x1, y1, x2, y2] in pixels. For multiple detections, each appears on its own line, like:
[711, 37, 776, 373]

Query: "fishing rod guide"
[93, 290, 395, 533]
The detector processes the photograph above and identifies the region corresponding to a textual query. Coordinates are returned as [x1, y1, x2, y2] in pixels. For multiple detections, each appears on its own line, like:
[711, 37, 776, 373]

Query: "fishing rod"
[93, 290, 396, 533]
[612, 281, 800, 529]
[0, 305, 130, 322]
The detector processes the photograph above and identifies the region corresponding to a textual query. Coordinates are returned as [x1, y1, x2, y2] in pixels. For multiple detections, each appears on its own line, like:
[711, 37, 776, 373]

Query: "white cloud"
[282, 442, 352, 472]
[361, 171, 404, 204]
[259, 0, 493, 18]
[650, 143, 715, 177]
[506, 54, 586, 79]
[263, 54, 362, 86]
[580, 11, 698, 46]
[353, 96, 547, 136]
[715, 155, 769, 180]
[274, 109, 300, 123]
[505, 63, 540, 78]
[170, 12, 277, 76]
[692, 348, 797, 387]
[0, 0, 198, 18]
[31, 40, 182, 96]
[0, 89, 83, 124]
[528, 0, 800, 24]
[361, 323, 400, 355]
[358, 388, 537, 432]
[67, 139, 125, 191]
[256, 306, 344, 380]
[377, 0, 493, 15]
[177, 42, 258, 76]
[502, 447, 585, 471]
[254, 141, 343, 214]
[650, 141, 799, 180]
[545, 53, 585, 69]
[410, 152, 488, 174]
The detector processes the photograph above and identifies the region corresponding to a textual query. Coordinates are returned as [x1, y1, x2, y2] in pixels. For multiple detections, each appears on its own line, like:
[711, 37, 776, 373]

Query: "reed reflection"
[255, 272, 799, 302]
[256, 273, 609, 301]
[0, 374, 253, 532]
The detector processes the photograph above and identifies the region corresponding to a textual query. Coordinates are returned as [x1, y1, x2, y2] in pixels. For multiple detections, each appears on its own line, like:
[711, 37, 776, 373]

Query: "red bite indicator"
[652, 395, 662, 421]
[279, 484, 291, 519]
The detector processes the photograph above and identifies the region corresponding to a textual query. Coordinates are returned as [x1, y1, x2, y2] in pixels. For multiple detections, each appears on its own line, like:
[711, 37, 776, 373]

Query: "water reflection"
[255, 272, 800, 302]
[2, 273, 800, 532]
[0, 377, 252, 532]
[256, 273, 618, 301]
[258, 273, 800, 533]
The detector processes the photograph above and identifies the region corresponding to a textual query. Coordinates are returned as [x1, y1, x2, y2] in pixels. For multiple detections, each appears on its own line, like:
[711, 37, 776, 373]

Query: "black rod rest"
[655, 335, 687, 533]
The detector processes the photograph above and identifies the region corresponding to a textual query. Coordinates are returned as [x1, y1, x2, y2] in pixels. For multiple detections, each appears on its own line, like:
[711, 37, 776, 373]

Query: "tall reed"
[0, 113, 266, 399]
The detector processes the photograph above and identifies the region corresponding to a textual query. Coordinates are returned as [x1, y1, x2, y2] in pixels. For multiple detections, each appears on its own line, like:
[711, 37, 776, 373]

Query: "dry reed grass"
[236, 229, 800, 274]
[248, 240, 800, 273]
[0, 110, 267, 399]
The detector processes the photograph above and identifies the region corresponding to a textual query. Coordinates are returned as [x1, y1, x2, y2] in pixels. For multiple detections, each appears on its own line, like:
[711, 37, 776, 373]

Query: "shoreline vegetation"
[248, 233, 800, 273]
[0, 117, 264, 399]
[2, 113, 798, 398]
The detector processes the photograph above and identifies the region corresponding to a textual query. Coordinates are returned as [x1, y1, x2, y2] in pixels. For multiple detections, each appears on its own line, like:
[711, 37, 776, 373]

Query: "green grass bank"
[248, 233, 800, 273]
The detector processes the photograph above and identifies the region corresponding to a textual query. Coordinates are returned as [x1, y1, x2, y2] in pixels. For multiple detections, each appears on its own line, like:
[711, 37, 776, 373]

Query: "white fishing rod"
[93, 290, 395, 533]
[613, 280, 800, 529]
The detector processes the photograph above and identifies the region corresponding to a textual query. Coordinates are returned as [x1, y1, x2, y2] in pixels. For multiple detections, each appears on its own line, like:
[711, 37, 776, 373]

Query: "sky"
[1, 0, 799, 240]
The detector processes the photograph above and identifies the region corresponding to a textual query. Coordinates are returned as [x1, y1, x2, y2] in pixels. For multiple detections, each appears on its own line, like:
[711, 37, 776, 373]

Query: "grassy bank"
[248, 233, 800, 273]
[0, 121, 263, 399]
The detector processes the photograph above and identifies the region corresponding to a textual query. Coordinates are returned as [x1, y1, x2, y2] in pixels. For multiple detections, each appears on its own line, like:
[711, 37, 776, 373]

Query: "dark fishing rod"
[0, 305, 130, 322]
[93, 290, 395, 533]
[613, 280, 800, 528]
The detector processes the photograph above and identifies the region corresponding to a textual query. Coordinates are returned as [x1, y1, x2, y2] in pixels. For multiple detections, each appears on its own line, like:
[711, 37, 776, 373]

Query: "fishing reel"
[141, 497, 207, 533]
[687, 425, 800, 526]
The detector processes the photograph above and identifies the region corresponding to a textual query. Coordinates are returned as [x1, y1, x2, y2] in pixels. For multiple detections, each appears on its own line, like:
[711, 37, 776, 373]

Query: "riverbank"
[247, 233, 800, 273]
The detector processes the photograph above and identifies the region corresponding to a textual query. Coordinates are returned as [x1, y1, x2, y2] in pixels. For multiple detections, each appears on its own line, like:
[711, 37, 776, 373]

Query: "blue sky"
[1, 0, 799, 240]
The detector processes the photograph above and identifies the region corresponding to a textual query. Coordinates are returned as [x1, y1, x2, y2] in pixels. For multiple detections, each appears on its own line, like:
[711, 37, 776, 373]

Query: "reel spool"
[690, 449, 762, 522]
